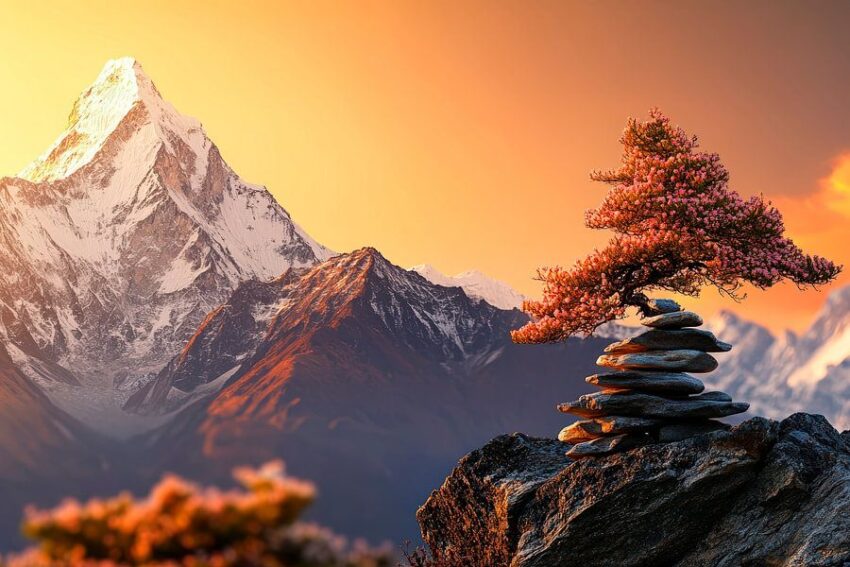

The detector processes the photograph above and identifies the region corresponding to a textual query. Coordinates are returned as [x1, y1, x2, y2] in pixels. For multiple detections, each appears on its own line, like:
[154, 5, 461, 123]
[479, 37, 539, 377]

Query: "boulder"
[604, 328, 732, 354]
[417, 414, 850, 567]
[559, 391, 749, 419]
[642, 310, 703, 329]
[586, 371, 705, 395]
[597, 349, 718, 373]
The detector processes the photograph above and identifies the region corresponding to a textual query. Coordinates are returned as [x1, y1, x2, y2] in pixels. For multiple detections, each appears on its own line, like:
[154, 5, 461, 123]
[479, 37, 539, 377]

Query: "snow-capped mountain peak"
[18, 57, 192, 183]
[0, 57, 331, 432]
[410, 264, 526, 310]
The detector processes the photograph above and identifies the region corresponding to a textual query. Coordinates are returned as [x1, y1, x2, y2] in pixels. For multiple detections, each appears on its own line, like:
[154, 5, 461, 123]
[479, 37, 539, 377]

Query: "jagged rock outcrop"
[417, 413, 850, 567]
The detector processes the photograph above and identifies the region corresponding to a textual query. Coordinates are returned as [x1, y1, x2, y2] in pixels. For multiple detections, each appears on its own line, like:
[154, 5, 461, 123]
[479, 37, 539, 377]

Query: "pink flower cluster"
[512, 110, 840, 343]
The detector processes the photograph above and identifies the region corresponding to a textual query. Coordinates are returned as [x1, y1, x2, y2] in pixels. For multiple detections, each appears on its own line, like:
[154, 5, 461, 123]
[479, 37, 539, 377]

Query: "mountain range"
[704, 290, 850, 430]
[0, 58, 606, 547]
[0, 57, 846, 548]
[121, 247, 607, 542]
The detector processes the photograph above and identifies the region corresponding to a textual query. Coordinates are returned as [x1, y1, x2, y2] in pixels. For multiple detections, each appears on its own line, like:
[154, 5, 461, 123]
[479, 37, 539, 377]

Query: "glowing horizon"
[1, 1, 849, 334]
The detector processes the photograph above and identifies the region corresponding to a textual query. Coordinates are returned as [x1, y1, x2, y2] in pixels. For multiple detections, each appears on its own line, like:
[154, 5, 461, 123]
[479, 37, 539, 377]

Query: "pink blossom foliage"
[512, 110, 840, 343]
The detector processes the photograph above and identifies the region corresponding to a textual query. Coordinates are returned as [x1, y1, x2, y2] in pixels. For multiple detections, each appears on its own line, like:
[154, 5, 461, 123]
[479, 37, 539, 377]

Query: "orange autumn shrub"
[9, 462, 393, 567]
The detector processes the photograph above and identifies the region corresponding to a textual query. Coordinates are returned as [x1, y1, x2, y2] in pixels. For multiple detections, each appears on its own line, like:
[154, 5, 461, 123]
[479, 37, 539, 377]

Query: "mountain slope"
[133, 248, 606, 543]
[410, 264, 526, 310]
[0, 342, 111, 548]
[0, 58, 330, 432]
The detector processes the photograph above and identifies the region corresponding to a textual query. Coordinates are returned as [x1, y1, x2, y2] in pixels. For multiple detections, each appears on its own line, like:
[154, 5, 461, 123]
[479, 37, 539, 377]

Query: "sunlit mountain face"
[122, 246, 607, 543]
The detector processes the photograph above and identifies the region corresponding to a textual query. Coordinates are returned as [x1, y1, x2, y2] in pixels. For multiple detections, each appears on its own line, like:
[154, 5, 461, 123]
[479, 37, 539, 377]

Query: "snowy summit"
[410, 264, 526, 310]
[21, 57, 173, 182]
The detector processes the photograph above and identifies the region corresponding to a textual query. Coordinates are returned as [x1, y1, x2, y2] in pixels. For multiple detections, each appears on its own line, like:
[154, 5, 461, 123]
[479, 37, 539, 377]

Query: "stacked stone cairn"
[558, 298, 749, 459]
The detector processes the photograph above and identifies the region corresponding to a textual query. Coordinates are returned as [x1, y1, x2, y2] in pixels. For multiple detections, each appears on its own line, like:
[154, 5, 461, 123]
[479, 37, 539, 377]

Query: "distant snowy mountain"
[0, 57, 331, 432]
[410, 264, 526, 310]
[705, 289, 850, 430]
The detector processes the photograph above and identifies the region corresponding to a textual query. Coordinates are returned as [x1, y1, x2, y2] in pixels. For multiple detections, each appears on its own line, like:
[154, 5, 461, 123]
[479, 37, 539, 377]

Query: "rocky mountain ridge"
[127, 247, 528, 414]
[123, 246, 608, 544]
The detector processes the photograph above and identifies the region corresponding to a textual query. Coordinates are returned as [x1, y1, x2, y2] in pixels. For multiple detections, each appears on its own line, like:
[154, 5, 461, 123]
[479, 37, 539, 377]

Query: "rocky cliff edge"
[417, 414, 850, 566]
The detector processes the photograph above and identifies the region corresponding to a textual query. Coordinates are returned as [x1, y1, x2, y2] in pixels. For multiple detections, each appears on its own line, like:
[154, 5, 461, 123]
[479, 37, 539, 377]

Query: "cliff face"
[417, 414, 850, 567]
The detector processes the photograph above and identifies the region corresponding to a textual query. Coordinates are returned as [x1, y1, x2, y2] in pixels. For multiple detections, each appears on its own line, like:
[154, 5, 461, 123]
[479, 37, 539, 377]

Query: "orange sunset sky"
[1, 0, 849, 333]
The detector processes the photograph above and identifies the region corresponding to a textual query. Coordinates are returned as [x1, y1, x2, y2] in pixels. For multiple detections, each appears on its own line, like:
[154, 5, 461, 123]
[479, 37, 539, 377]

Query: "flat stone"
[645, 298, 682, 315]
[587, 371, 705, 395]
[604, 329, 732, 354]
[693, 391, 732, 402]
[559, 416, 665, 443]
[597, 350, 718, 373]
[657, 421, 731, 442]
[642, 311, 703, 329]
[559, 391, 750, 419]
[566, 433, 652, 458]
[558, 421, 605, 444]
[595, 415, 665, 433]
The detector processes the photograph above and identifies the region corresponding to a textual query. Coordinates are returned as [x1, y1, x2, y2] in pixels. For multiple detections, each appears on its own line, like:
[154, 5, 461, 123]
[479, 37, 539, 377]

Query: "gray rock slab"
[657, 421, 731, 442]
[558, 416, 667, 444]
[595, 415, 665, 433]
[558, 421, 605, 444]
[642, 310, 703, 329]
[604, 328, 732, 354]
[597, 350, 718, 373]
[694, 391, 733, 402]
[644, 298, 682, 315]
[559, 391, 750, 419]
[587, 371, 705, 395]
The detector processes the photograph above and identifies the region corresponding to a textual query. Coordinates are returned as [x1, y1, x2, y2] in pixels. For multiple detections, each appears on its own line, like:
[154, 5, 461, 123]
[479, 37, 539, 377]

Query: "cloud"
[821, 152, 850, 216]
[770, 152, 850, 237]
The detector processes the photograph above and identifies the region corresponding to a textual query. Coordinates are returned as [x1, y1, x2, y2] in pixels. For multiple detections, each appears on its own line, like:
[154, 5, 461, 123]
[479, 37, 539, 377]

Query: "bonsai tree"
[512, 110, 841, 343]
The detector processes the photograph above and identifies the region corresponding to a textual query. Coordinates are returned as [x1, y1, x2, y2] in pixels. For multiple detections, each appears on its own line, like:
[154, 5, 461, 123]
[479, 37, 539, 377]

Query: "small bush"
[7, 461, 394, 567]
